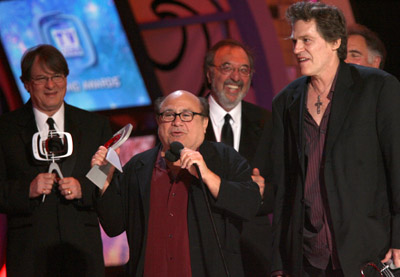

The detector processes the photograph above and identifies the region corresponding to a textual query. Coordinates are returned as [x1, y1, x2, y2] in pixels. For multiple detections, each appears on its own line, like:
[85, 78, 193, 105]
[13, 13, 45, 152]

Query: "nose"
[293, 41, 303, 55]
[171, 114, 184, 125]
[45, 77, 56, 88]
[229, 68, 241, 82]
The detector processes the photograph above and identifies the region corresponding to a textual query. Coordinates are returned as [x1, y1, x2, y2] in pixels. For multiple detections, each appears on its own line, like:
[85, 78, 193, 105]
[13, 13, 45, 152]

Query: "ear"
[331, 38, 341, 51]
[372, 56, 382, 69]
[202, 117, 209, 133]
[22, 81, 31, 94]
[206, 69, 212, 84]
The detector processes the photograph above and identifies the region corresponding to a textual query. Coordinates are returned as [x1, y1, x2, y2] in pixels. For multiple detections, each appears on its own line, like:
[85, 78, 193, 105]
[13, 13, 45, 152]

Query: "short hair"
[203, 39, 254, 89]
[154, 95, 209, 118]
[347, 24, 386, 69]
[286, 1, 347, 60]
[20, 44, 69, 82]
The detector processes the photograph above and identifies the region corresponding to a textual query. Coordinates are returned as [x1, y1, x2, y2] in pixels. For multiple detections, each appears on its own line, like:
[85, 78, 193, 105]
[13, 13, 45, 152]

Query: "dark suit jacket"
[96, 141, 261, 277]
[205, 100, 274, 276]
[271, 61, 400, 276]
[0, 101, 112, 277]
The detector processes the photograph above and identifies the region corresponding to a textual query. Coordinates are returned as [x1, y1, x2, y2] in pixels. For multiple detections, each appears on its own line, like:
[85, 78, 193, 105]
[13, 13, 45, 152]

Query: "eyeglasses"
[31, 74, 65, 85]
[211, 63, 252, 77]
[158, 111, 206, 122]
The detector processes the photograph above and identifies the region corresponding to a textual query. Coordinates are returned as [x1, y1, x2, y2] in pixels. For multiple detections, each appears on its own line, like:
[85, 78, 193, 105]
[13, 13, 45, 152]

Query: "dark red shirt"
[143, 152, 192, 277]
[303, 75, 340, 270]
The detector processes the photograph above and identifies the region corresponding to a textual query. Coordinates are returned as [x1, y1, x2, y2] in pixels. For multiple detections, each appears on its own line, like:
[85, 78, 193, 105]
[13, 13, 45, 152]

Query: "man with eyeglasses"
[0, 44, 112, 276]
[92, 90, 261, 276]
[204, 38, 273, 276]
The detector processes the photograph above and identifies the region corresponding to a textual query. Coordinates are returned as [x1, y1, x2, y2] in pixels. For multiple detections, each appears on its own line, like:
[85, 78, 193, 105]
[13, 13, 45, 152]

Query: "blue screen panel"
[0, 0, 152, 111]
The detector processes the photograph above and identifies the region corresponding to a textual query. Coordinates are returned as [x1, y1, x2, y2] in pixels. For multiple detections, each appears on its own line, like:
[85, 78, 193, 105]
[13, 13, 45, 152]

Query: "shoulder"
[0, 103, 32, 129]
[242, 101, 271, 120]
[65, 103, 109, 123]
[200, 140, 243, 161]
[274, 76, 307, 102]
[123, 145, 160, 169]
[341, 62, 398, 86]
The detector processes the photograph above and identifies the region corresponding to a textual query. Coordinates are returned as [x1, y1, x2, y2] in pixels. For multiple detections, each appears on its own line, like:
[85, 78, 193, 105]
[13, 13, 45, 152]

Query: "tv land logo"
[33, 11, 96, 70]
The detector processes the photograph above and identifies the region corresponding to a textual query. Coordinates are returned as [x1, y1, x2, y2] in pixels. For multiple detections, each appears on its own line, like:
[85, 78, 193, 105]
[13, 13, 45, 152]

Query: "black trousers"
[303, 257, 344, 277]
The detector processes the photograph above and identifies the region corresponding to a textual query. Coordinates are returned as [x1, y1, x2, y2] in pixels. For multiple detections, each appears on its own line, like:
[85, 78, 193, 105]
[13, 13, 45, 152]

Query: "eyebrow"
[348, 49, 362, 55]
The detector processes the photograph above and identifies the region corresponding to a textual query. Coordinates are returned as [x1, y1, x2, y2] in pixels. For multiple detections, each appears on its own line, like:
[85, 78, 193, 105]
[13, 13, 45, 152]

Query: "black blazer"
[272, 61, 400, 276]
[0, 101, 112, 276]
[205, 100, 274, 276]
[96, 141, 261, 277]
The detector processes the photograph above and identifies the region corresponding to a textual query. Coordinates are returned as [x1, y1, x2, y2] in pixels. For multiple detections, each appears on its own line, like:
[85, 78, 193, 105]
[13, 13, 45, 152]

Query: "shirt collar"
[208, 94, 242, 125]
[33, 103, 65, 134]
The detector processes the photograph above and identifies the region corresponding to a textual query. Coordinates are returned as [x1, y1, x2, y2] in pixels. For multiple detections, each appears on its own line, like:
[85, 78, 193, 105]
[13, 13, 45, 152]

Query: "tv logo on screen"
[33, 11, 96, 70]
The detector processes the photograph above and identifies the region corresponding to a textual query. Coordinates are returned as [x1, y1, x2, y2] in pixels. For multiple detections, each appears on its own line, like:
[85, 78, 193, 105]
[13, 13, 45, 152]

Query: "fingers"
[252, 168, 265, 198]
[58, 177, 82, 200]
[252, 168, 261, 176]
[180, 149, 203, 169]
[91, 146, 108, 167]
[30, 173, 57, 198]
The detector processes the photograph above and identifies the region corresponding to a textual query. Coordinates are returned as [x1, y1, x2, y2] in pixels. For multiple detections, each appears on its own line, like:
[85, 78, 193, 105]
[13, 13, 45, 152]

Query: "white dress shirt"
[208, 95, 242, 151]
[33, 103, 65, 139]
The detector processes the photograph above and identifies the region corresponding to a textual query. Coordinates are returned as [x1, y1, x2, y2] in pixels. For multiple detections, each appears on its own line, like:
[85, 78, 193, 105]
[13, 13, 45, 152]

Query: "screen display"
[0, 0, 152, 111]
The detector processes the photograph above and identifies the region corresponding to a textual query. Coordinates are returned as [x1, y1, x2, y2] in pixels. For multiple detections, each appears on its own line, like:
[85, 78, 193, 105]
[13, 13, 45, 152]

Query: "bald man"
[93, 90, 261, 276]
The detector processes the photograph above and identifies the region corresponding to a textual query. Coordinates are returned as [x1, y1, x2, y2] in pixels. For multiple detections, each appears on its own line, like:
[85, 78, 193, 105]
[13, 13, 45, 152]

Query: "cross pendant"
[315, 95, 323, 114]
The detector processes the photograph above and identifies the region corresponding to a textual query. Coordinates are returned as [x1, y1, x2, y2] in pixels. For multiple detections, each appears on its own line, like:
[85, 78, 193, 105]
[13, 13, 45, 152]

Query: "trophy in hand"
[32, 130, 73, 202]
[86, 124, 132, 189]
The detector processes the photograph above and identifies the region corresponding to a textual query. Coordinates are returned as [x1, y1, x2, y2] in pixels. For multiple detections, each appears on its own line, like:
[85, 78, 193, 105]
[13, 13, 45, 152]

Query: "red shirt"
[143, 152, 192, 277]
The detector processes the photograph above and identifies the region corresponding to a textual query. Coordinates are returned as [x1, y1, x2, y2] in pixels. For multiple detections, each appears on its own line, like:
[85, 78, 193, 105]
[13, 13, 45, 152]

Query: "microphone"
[165, 141, 184, 162]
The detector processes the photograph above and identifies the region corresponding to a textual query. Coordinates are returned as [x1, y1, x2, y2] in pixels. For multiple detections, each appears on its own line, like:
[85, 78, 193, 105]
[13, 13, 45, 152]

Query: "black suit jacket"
[96, 141, 261, 277]
[272, 61, 400, 276]
[0, 101, 112, 276]
[205, 100, 274, 276]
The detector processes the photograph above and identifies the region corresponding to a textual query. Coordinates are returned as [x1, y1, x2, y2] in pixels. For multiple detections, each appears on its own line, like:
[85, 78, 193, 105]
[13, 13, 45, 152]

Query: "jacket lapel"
[205, 121, 216, 142]
[238, 102, 264, 162]
[288, 78, 308, 166]
[61, 104, 80, 177]
[136, 146, 160, 220]
[18, 102, 49, 173]
[324, 62, 355, 156]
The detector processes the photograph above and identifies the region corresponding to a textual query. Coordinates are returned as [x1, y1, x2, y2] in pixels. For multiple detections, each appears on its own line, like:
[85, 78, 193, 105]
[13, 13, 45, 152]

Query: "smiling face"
[207, 46, 251, 111]
[23, 56, 67, 116]
[291, 19, 341, 78]
[345, 34, 381, 69]
[157, 90, 209, 152]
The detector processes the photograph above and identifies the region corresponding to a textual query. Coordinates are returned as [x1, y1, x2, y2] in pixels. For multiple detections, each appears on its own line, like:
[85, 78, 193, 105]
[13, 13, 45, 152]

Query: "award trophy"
[86, 124, 132, 189]
[32, 130, 73, 202]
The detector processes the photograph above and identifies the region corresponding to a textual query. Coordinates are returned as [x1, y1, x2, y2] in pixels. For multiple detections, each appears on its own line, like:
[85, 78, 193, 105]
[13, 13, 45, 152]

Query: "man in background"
[345, 23, 386, 69]
[0, 44, 112, 276]
[204, 38, 273, 276]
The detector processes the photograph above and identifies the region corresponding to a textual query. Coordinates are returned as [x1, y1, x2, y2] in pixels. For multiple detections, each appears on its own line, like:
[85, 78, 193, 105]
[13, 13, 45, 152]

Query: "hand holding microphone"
[165, 141, 206, 178]
[165, 142, 221, 198]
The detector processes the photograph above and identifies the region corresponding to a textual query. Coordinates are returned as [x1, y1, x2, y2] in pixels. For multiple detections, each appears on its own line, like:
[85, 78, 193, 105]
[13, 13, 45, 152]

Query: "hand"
[90, 146, 119, 194]
[179, 148, 221, 198]
[252, 168, 265, 198]
[91, 146, 109, 167]
[382, 248, 400, 267]
[58, 177, 82, 200]
[29, 173, 56, 198]
[179, 148, 207, 178]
